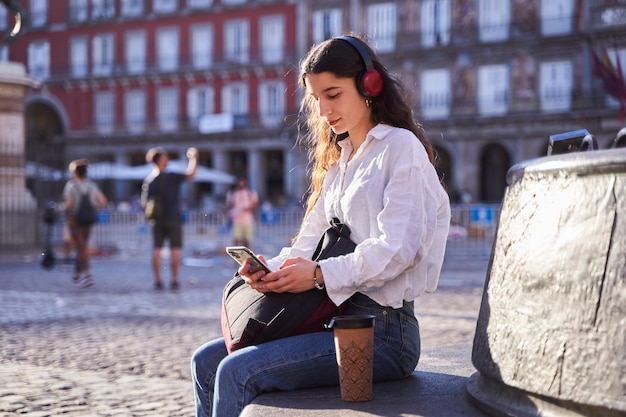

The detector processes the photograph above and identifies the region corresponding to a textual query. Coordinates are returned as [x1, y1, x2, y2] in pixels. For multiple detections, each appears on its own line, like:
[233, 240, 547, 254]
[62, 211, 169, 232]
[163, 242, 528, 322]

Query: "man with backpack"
[62, 159, 107, 287]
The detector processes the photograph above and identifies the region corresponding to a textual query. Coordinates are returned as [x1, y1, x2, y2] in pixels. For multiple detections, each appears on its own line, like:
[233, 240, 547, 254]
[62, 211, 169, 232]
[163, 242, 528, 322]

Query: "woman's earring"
[365, 99, 372, 108]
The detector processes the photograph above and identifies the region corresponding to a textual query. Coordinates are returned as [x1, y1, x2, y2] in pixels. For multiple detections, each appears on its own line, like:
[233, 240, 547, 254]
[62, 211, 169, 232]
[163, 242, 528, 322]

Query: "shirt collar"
[367, 123, 394, 141]
[338, 124, 393, 165]
[338, 123, 392, 152]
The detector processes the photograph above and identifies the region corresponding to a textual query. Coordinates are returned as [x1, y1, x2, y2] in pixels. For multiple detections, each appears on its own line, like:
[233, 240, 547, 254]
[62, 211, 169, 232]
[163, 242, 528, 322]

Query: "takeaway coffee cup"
[328, 314, 376, 402]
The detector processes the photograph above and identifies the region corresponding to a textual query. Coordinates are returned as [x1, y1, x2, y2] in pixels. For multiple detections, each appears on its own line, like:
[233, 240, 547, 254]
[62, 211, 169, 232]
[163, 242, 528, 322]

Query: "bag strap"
[329, 217, 352, 238]
[312, 217, 352, 260]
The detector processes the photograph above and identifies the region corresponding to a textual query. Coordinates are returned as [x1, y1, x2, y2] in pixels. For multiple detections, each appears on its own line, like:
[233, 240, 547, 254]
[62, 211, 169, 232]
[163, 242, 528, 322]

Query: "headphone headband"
[336, 36, 375, 72]
[335, 36, 383, 98]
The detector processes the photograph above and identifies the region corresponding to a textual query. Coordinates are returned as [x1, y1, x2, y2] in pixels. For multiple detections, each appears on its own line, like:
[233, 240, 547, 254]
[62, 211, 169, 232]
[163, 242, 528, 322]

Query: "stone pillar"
[114, 153, 131, 203]
[248, 149, 263, 198]
[284, 143, 307, 204]
[213, 150, 229, 197]
[467, 149, 626, 417]
[0, 62, 40, 248]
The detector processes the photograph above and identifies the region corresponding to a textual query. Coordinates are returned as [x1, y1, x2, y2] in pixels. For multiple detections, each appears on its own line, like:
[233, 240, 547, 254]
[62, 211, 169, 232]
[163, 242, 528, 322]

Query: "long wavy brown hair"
[297, 35, 436, 218]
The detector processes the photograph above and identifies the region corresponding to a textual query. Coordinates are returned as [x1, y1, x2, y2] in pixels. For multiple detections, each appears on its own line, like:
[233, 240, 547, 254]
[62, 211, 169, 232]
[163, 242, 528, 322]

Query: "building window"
[125, 30, 146, 74]
[188, 0, 211, 8]
[540, 60, 572, 112]
[420, 69, 450, 119]
[157, 27, 179, 72]
[125, 89, 146, 133]
[260, 15, 284, 64]
[30, 0, 47, 28]
[421, 0, 451, 48]
[0, 45, 8, 61]
[70, 36, 88, 77]
[478, 64, 509, 116]
[69, 0, 88, 22]
[259, 81, 285, 127]
[541, 0, 574, 36]
[187, 86, 215, 126]
[27, 41, 49, 79]
[121, 0, 143, 16]
[154, 0, 176, 14]
[95, 91, 115, 134]
[224, 19, 249, 64]
[157, 87, 178, 132]
[222, 0, 245, 5]
[190, 24, 213, 69]
[312, 8, 342, 44]
[478, 0, 509, 42]
[92, 0, 115, 20]
[222, 83, 249, 128]
[92, 33, 114, 76]
[367, 2, 396, 52]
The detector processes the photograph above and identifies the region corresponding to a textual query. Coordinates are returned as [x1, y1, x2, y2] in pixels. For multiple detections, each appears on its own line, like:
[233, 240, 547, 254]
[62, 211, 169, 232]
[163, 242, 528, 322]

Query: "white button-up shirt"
[266, 124, 451, 308]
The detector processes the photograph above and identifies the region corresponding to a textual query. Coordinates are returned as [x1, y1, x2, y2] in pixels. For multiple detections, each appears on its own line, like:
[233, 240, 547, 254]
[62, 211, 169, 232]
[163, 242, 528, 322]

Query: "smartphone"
[226, 246, 271, 274]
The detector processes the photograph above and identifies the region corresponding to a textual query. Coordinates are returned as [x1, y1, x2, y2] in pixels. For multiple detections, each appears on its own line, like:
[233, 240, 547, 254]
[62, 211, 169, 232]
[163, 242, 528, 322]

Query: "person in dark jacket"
[142, 147, 198, 291]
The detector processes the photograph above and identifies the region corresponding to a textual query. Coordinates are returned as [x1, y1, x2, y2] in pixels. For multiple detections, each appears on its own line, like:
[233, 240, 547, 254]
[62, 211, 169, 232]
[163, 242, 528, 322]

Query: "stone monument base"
[469, 149, 626, 417]
[0, 61, 40, 249]
[467, 372, 626, 417]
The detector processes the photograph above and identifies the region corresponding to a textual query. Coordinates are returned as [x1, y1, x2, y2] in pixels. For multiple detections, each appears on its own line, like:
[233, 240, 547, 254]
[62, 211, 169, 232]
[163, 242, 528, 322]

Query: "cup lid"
[326, 314, 375, 329]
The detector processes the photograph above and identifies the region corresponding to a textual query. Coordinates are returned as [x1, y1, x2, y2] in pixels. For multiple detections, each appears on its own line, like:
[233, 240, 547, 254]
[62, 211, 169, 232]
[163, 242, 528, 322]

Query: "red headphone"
[336, 36, 384, 98]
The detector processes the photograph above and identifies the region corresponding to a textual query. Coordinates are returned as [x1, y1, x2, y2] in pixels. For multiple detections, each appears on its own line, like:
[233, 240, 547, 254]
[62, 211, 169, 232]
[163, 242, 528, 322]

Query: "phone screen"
[226, 246, 271, 274]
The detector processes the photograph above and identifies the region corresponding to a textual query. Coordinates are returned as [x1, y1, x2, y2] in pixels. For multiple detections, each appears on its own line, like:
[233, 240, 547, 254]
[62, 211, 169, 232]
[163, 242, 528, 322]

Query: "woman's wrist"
[313, 263, 324, 290]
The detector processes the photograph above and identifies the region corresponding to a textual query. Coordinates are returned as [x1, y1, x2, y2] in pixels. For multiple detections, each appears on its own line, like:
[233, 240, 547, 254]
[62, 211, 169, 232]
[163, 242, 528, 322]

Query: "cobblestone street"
[0, 246, 489, 416]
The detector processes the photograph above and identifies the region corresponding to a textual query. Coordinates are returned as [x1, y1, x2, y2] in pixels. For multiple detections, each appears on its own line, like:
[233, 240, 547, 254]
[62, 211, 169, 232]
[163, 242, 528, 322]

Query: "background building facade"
[4, 0, 626, 210]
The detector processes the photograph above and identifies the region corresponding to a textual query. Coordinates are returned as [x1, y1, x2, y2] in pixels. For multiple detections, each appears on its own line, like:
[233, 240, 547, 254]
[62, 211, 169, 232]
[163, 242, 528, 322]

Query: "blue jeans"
[190, 293, 420, 417]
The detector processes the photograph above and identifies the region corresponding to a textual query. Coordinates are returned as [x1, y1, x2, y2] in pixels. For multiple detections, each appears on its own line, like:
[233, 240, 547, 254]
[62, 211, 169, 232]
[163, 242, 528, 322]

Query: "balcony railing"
[42, 46, 299, 83]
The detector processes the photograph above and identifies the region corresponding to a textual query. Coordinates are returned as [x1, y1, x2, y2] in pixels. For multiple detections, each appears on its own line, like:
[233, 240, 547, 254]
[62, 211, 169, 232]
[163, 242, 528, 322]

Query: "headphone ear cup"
[361, 69, 383, 97]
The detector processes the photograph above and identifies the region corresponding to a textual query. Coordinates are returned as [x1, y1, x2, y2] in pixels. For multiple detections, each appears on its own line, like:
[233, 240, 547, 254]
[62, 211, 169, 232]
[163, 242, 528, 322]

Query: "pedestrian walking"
[141, 147, 198, 291]
[191, 35, 451, 417]
[225, 177, 259, 248]
[62, 158, 107, 287]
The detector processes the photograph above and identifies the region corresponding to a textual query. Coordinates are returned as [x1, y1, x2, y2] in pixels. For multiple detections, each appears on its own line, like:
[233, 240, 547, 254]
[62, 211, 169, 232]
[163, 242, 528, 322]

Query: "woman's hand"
[248, 257, 319, 294]
[238, 255, 269, 290]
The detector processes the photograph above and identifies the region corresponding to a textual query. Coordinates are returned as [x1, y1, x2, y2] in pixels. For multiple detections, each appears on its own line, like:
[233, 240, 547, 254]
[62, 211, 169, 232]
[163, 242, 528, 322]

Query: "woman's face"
[305, 71, 372, 137]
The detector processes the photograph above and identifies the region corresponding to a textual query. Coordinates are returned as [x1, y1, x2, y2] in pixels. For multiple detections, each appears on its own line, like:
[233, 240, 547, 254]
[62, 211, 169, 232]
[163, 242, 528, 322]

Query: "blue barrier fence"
[42, 204, 501, 258]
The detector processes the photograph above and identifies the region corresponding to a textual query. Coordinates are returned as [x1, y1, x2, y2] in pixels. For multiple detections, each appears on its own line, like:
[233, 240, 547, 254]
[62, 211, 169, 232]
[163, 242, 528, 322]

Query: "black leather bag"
[221, 218, 356, 353]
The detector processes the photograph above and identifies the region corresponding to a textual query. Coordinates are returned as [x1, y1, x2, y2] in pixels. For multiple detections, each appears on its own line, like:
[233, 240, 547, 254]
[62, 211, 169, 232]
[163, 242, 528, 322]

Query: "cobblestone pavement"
[0, 245, 489, 416]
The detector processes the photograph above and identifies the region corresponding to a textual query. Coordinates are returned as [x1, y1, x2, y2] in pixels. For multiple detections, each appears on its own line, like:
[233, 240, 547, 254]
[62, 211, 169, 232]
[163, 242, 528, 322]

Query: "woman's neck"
[348, 121, 376, 156]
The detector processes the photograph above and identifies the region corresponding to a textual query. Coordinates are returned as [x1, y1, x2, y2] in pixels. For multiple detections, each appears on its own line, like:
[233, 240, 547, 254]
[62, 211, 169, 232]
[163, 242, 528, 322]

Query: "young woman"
[191, 35, 451, 417]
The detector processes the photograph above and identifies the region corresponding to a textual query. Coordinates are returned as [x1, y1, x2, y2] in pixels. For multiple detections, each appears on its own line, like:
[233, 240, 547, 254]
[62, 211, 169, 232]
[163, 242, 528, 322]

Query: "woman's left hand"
[254, 257, 319, 294]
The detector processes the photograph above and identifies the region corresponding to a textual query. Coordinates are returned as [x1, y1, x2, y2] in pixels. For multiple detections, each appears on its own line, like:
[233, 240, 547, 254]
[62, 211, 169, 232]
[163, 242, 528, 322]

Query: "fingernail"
[259, 284, 264, 289]
[259, 271, 265, 278]
[244, 264, 251, 271]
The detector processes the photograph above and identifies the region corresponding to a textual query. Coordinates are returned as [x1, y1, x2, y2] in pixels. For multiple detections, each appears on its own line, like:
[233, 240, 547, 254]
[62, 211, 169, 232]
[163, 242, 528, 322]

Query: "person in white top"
[191, 35, 451, 417]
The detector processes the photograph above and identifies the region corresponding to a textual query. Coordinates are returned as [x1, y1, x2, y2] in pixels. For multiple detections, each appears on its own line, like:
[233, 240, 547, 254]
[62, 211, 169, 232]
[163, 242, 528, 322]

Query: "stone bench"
[241, 344, 487, 417]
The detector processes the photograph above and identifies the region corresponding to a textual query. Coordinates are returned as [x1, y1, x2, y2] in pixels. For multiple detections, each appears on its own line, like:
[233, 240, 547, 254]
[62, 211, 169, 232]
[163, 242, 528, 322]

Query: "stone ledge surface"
[241, 343, 488, 417]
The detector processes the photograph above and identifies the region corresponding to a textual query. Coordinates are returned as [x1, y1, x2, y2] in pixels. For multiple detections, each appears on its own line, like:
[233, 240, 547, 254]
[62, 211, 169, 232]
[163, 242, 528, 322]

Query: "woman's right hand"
[239, 256, 268, 291]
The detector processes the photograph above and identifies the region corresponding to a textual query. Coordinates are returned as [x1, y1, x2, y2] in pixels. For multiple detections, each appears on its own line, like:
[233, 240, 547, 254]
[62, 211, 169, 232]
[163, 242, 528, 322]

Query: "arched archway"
[434, 144, 454, 199]
[25, 100, 66, 204]
[479, 143, 511, 202]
